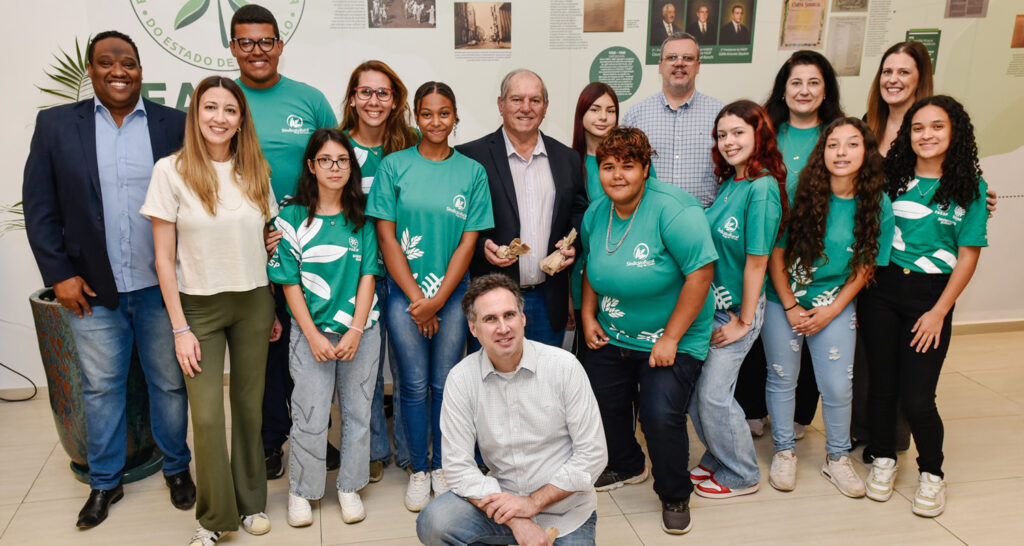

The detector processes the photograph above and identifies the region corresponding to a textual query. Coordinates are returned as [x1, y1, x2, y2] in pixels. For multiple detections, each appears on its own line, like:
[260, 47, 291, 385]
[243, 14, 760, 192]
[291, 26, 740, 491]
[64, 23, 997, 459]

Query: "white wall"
[2, 0, 1021, 389]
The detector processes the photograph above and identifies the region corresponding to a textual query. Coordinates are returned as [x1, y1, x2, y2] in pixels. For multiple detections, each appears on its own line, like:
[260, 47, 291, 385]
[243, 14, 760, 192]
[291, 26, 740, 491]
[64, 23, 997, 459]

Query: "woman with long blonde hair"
[142, 75, 279, 546]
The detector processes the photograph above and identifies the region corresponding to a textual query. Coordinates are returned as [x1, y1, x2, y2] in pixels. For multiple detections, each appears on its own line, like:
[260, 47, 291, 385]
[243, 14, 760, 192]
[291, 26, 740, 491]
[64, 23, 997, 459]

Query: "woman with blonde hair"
[142, 75, 278, 546]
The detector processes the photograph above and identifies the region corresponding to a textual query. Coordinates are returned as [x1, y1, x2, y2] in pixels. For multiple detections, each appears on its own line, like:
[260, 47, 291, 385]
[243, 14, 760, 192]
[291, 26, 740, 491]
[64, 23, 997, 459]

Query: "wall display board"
[907, 28, 942, 71]
[1, 0, 1022, 389]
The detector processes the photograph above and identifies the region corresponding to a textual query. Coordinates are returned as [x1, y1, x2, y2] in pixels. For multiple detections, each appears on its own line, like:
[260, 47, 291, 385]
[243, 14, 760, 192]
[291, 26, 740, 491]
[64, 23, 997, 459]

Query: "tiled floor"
[1, 330, 1021, 544]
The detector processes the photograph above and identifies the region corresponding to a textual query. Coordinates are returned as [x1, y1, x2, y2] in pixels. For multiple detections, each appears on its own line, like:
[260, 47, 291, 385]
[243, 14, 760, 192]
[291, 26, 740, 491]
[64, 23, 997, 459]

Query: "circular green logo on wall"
[589, 47, 642, 101]
[131, 0, 305, 72]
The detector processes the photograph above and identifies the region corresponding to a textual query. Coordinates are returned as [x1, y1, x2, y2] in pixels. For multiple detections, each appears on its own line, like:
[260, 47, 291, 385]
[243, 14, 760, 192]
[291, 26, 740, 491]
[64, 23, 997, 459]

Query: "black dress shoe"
[165, 470, 196, 510]
[76, 484, 124, 529]
[326, 442, 341, 471]
[265, 448, 284, 480]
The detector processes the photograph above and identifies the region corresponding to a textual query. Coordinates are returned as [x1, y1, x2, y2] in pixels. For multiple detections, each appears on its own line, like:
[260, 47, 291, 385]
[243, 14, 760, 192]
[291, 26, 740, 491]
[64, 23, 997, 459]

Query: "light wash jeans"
[688, 297, 765, 489]
[762, 300, 856, 458]
[68, 285, 191, 489]
[386, 275, 469, 472]
[287, 321, 381, 497]
[369, 278, 411, 467]
[417, 492, 597, 546]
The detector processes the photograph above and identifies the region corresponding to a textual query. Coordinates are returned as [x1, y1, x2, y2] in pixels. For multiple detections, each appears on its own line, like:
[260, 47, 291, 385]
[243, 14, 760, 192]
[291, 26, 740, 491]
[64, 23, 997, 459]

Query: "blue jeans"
[522, 286, 564, 347]
[288, 322, 380, 496]
[688, 298, 764, 489]
[417, 492, 597, 545]
[762, 300, 856, 458]
[68, 285, 190, 489]
[386, 275, 468, 472]
[370, 278, 411, 467]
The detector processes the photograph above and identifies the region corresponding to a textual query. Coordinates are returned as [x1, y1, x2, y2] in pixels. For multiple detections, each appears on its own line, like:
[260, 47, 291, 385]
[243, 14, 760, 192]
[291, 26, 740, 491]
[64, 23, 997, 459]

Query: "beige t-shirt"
[141, 154, 278, 295]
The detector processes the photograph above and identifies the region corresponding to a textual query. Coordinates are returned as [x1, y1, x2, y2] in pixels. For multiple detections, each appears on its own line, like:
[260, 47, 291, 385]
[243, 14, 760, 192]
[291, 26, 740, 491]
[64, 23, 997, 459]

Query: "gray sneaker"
[661, 501, 692, 535]
[769, 450, 797, 491]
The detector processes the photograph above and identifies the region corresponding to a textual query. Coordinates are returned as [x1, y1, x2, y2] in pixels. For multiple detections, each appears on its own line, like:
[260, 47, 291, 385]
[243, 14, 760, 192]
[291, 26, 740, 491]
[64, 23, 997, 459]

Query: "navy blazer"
[456, 127, 588, 331]
[23, 98, 186, 309]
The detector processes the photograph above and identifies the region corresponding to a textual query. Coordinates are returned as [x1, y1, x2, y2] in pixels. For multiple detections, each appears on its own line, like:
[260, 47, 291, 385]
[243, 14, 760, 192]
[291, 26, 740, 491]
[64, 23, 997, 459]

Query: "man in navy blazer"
[456, 69, 587, 347]
[23, 31, 194, 528]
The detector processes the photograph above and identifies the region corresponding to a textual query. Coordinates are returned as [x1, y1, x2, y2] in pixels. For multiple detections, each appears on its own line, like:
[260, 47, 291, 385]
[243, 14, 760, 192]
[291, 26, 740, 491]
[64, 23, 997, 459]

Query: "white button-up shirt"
[502, 129, 556, 286]
[441, 340, 608, 536]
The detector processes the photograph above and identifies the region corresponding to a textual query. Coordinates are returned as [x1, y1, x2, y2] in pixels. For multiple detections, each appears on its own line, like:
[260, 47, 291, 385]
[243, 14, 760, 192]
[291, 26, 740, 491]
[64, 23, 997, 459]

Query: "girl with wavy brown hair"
[761, 117, 894, 499]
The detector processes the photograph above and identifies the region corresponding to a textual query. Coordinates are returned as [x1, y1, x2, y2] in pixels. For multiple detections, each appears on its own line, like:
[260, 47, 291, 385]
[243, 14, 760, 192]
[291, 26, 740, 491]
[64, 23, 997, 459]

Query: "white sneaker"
[240, 512, 271, 535]
[865, 457, 898, 502]
[287, 493, 313, 527]
[338, 490, 366, 524]
[188, 526, 223, 546]
[431, 468, 450, 496]
[912, 472, 946, 517]
[404, 471, 431, 512]
[794, 423, 806, 440]
[822, 455, 866, 498]
[769, 450, 797, 491]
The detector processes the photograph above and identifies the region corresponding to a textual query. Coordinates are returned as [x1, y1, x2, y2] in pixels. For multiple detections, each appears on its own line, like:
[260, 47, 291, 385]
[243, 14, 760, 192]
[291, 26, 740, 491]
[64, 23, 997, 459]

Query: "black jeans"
[859, 264, 952, 476]
[583, 344, 702, 503]
[735, 336, 819, 425]
[261, 285, 294, 450]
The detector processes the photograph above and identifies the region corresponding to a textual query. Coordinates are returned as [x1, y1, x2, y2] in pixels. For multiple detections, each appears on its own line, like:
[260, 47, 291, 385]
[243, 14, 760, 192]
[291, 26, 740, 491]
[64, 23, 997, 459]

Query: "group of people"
[23, 5, 992, 543]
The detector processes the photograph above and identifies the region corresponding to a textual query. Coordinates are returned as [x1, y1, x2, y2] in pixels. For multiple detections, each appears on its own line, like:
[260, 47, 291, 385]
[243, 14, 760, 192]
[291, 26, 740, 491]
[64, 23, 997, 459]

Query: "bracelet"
[172, 325, 191, 335]
[783, 303, 799, 311]
[349, 326, 364, 334]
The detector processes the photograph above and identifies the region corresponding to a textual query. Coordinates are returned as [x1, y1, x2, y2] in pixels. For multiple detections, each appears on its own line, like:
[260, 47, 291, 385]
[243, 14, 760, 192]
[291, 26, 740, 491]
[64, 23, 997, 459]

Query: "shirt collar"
[477, 340, 537, 380]
[94, 95, 147, 120]
[502, 127, 547, 161]
[659, 89, 701, 111]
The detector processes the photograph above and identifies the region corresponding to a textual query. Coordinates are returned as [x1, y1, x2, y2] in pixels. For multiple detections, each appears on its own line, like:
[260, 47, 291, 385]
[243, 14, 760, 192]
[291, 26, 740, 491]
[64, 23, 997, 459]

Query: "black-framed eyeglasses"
[354, 86, 395, 102]
[662, 54, 698, 64]
[232, 37, 279, 53]
[315, 157, 352, 170]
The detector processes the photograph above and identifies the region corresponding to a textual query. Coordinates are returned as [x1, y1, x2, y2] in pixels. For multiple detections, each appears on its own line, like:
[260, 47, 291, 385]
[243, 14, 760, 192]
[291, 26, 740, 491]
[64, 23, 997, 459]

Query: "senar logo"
[453, 195, 467, 211]
[132, 0, 305, 71]
[286, 114, 304, 129]
[633, 243, 650, 260]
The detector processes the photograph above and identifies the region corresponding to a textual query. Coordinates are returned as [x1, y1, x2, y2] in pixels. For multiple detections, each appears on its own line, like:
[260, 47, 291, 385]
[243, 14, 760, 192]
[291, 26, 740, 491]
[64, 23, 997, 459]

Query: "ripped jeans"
[762, 300, 855, 458]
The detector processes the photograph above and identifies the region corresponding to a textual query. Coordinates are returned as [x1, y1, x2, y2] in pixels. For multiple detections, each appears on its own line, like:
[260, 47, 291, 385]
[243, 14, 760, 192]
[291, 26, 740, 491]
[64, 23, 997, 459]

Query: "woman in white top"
[142, 75, 278, 546]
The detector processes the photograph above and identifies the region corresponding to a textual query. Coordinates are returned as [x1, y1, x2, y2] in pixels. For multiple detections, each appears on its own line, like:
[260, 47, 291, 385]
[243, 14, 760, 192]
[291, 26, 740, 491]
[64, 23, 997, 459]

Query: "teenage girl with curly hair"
[859, 95, 988, 517]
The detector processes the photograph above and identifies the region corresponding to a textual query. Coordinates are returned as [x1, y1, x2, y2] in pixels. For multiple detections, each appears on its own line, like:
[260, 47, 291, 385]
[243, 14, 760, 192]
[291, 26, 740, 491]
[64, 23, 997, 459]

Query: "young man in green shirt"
[229, 4, 339, 480]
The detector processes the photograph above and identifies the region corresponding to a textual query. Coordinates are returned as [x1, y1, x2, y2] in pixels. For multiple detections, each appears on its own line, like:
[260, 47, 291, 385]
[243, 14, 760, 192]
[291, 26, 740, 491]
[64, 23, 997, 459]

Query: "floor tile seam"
[952, 369, 1023, 396]
[16, 442, 58, 507]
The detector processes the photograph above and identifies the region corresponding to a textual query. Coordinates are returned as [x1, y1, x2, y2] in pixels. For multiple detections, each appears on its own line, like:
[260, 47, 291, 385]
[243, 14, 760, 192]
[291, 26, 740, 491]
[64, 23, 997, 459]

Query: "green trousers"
[181, 286, 275, 531]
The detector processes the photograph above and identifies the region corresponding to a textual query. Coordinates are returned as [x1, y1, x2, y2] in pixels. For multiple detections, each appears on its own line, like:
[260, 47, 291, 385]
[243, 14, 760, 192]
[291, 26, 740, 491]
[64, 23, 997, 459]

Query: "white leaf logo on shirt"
[712, 284, 733, 310]
[332, 293, 381, 328]
[600, 296, 625, 318]
[638, 329, 665, 342]
[302, 245, 348, 263]
[419, 272, 444, 298]
[892, 201, 933, 220]
[892, 226, 906, 251]
[301, 271, 332, 300]
[401, 228, 424, 260]
[812, 287, 840, 308]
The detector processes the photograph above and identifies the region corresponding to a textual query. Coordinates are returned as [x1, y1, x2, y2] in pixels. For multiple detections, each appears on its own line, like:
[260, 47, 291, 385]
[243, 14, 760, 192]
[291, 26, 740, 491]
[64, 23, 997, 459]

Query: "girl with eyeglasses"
[339, 60, 419, 482]
[268, 128, 383, 527]
[366, 82, 493, 512]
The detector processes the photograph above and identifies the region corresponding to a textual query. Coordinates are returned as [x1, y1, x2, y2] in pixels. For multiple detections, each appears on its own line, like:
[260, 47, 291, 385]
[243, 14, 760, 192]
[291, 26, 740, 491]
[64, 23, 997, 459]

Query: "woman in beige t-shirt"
[141, 75, 277, 546]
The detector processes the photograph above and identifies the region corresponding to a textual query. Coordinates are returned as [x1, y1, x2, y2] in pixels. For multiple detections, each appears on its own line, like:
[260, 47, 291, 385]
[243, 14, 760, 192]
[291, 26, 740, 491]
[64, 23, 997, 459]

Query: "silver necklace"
[915, 177, 940, 198]
[605, 199, 641, 254]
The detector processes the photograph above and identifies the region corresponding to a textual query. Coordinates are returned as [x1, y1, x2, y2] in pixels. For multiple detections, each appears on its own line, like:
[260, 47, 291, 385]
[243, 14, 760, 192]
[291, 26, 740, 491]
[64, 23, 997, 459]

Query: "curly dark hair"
[883, 95, 982, 209]
[763, 50, 844, 130]
[291, 128, 366, 230]
[785, 117, 887, 286]
[595, 126, 655, 169]
[711, 100, 789, 239]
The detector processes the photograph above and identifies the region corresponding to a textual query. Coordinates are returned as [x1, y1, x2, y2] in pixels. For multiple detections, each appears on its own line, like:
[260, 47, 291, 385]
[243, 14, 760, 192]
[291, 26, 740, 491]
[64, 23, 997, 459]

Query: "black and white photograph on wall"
[368, 0, 437, 28]
[685, 0, 720, 46]
[719, 0, 753, 45]
[831, 0, 868, 12]
[455, 2, 511, 49]
[584, 0, 625, 32]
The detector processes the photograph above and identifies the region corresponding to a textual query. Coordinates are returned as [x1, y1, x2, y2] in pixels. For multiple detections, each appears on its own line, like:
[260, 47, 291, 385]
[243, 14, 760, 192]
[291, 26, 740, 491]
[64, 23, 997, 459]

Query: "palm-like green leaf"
[228, 0, 248, 11]
[175, 0, 211, 30]
[36, 37, 93, 109]
[0, 201, 25, 236]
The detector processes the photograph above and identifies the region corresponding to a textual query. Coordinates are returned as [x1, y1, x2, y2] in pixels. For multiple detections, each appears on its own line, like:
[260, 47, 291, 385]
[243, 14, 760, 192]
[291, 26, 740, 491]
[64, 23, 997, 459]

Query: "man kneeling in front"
[417, 273, 607, 545]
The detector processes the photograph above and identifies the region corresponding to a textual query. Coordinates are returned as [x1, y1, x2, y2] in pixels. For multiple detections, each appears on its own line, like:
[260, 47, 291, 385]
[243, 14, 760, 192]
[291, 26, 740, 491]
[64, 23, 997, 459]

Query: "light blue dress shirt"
[94, 96, 158, 292]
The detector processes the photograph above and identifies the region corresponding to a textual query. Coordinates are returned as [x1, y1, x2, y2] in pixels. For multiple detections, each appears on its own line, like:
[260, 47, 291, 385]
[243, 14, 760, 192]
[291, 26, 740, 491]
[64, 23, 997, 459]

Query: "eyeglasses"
[662, 54, 698, 64]
[232, 37, 279, 53]
[354, 86, 395, 102]
[315, 157, 351, 170]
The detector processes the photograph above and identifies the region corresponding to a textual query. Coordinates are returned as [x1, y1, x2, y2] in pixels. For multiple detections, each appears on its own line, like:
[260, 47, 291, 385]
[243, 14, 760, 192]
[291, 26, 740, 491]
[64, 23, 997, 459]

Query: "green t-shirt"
[366, 147, 494, 298]
[705, 174, 782, 310]
[239, 76, 338, 201]
[768, 193, 895, 308]
[778, 123, 820, 195]
[582, 178, 718, 359]
[891, 176, 989, 273]
[267, 204, 383, 333]
[347, 135, 384, 194]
